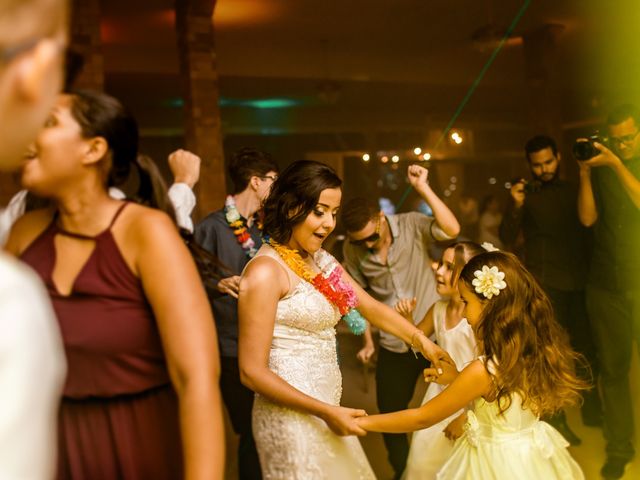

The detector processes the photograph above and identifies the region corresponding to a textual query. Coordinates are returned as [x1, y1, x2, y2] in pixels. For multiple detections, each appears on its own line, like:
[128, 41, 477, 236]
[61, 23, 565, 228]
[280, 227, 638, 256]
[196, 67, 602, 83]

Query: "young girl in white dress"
[398, 241, 486, 479]
[357, 251, 588, 479]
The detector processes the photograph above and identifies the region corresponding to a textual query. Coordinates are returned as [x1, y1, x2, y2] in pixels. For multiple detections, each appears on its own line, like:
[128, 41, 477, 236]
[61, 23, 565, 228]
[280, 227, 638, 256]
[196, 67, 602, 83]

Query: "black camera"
[573, 134, 607, 161]
[510, 178, 541, 194]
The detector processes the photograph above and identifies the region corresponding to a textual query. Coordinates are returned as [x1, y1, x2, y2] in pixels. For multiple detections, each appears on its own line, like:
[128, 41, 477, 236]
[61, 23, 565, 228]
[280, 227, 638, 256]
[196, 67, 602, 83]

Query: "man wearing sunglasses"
[577, 104, 640, 480]
[0, 0, 69, 478]
[341, 164, 459, 479]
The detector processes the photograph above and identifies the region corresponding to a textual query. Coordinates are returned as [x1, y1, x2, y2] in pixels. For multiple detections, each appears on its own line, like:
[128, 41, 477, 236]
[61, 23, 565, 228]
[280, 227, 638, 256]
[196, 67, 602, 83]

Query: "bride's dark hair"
[262, 160, 342, 244]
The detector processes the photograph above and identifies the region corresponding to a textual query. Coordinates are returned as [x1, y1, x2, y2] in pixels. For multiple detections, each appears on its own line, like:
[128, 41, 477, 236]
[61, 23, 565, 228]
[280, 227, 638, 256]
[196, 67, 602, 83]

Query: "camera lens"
[573, 140, 596, 161]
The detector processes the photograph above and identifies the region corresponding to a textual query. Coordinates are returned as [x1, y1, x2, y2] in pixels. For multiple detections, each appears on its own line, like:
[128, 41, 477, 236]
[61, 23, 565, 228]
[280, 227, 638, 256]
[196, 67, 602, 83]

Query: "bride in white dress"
[238, 160, 451, 479]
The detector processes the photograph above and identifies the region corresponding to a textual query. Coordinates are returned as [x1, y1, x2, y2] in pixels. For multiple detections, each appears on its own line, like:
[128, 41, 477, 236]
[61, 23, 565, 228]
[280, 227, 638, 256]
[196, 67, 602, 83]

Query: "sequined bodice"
[273, 279, 340, 342]
[265, 249, 342, 405]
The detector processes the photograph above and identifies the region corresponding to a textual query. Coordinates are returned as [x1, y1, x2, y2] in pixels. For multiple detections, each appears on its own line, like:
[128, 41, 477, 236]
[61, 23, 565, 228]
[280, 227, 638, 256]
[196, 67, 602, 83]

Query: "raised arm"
[357, 359, 491, 433]
[577, 162, 597, 227]
[408, 164, 460, 238]
[415, 303, 435, 338]
[168, 149, 201, 232]
[131, 208, 224, 480]
[238, 257, 366, 436]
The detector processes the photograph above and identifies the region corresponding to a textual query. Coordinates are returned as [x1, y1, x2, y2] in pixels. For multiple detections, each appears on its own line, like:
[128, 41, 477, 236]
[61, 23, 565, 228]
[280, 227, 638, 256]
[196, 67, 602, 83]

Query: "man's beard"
[534, 170, 558, 183]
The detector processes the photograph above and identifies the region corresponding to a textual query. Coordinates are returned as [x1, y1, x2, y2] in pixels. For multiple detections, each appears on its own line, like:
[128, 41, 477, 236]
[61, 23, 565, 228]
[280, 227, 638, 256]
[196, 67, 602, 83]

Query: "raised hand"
[407, 164, 429, 191]
[581, 142, 623, 169]
[321, 405, 368, 436]
[168, 149, 201, 188]
[395, 297, 417, 320]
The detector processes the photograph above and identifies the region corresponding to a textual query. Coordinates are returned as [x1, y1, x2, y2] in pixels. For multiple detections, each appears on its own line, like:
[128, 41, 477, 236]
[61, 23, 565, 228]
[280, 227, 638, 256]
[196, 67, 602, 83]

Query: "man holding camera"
[499, 135, 601, 447]
[577, 104, 640, 479]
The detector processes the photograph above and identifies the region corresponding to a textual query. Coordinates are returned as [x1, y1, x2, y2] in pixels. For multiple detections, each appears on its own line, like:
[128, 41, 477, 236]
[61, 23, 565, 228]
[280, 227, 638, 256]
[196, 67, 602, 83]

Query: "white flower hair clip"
[472, 265, 507, 299]
[481, 242, 499, 252]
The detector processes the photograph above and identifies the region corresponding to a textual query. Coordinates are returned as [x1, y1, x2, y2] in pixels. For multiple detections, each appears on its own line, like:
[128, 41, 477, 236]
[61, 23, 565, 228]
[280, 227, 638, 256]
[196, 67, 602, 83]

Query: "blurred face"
[347, 212, 387, 251]
[289, 187, 341, 255]
[528, 147, 559, 183]
[0, 2, 68, 170]
[609, 117, 640, 161]
[21, 94, 89, 195]
[435, 247, 457, 297]
[458, 281, 486, 328]
[256, 170, 278, 202]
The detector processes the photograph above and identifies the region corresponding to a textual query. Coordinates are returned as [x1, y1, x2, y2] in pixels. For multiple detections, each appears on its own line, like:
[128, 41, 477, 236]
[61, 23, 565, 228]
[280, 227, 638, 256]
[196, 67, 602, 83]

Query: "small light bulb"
[392, 155, 400, 163]
[413, 147, 422, 155]
[362, 153, 370, 162]
[422, 152, 432, 161]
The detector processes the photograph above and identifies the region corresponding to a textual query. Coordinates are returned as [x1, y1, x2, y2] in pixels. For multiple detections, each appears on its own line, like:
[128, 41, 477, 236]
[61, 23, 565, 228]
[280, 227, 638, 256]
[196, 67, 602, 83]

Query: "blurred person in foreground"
[0, 0, 68, 478]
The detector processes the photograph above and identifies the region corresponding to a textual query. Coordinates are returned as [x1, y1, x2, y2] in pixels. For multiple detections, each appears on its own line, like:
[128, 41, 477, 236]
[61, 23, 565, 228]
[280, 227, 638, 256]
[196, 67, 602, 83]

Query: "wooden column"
[70, 0, 104, 90]
[175, 0, 226, 219]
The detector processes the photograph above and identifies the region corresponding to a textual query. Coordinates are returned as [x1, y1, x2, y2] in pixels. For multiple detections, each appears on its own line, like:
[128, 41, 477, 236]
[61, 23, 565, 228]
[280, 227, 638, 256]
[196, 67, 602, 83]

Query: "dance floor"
[222, 330, 640, 479]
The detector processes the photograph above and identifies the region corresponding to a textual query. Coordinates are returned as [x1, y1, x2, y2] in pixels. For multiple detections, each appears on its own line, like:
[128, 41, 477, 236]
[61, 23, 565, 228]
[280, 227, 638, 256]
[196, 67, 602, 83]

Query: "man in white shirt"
[0, 1, 68, 478]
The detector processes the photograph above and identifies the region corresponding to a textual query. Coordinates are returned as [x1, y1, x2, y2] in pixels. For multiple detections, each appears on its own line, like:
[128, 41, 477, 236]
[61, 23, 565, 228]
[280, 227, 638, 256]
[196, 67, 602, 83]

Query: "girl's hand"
[394, 297, 417, 319]
[443, 412, 467, 441]
[321, 406, 368, 436]
[424, 356, 459, 385]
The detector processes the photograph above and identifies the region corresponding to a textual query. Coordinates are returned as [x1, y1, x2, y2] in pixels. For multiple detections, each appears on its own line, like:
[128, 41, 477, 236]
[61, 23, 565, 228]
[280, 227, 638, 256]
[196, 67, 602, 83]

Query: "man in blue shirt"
[196, 148, 278, 480]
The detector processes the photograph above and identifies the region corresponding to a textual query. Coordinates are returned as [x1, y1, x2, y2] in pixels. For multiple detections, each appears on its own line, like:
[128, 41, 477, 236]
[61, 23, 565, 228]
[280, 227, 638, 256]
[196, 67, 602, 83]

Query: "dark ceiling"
[94, 0, 640, 165]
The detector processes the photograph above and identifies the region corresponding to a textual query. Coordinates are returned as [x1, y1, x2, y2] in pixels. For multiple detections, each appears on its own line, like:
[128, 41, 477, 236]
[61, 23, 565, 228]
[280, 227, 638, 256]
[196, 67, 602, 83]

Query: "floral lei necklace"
[268, 238, 367, 335]
[224, 195, 261, 258]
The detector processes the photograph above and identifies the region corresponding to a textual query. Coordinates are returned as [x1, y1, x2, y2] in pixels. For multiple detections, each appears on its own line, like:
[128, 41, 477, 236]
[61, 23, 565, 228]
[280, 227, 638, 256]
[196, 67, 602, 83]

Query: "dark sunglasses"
[350, 216, 381, 246]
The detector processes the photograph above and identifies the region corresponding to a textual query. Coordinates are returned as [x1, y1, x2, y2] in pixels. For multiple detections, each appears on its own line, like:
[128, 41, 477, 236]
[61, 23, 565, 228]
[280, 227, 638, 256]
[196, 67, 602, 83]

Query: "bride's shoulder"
[242, 248, 289, 289]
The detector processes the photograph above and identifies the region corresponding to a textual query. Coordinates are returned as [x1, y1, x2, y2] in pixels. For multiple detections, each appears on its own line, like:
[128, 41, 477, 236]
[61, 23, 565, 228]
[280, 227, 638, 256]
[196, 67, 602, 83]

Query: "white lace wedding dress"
[251, 247, 375, 479]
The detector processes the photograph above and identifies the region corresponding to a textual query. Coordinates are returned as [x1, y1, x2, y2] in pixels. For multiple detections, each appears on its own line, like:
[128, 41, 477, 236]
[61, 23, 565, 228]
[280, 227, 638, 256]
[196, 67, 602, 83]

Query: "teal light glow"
[248, 98, 299, 109]
[219, 97, 302, 109]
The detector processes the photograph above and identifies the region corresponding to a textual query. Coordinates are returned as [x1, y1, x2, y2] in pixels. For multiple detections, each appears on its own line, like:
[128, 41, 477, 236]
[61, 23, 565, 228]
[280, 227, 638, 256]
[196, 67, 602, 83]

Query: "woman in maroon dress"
[6, 91, 224, 479]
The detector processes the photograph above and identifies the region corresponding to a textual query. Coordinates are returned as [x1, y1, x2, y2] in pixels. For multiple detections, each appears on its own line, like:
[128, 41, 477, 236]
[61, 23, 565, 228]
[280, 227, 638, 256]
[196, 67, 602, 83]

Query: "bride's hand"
[424, 357, 459, 385]
[321, 406, 368, 436]
[415, 333, 454, 374]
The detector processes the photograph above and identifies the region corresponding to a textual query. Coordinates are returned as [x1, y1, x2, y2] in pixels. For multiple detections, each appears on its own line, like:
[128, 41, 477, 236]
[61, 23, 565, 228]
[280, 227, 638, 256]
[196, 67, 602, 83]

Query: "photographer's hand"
[582, 142, 622, 169]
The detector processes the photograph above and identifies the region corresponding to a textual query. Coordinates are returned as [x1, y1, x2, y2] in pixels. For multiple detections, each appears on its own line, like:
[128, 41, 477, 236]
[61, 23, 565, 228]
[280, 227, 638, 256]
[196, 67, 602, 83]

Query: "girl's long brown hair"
[460, 251, 589, 417]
